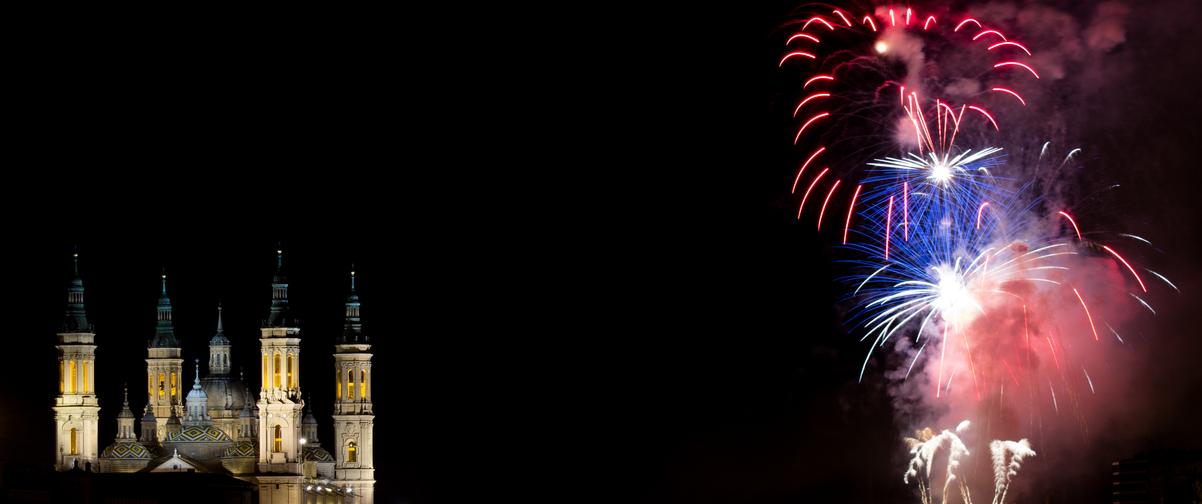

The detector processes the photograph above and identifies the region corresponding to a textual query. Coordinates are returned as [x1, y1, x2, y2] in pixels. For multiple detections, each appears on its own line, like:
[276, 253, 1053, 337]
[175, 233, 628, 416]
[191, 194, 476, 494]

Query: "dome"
[100, 441, 152, 460]
[203, 376, 247, 411]
[165, 425, 232, 443]
[302, 445, 334, 462]
[223, 440, 257, 458]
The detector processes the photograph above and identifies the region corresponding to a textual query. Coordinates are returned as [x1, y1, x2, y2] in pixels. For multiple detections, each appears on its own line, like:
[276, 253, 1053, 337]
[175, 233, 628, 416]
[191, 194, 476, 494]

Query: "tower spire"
[339, 266, 364, 343]
[60, 250, 91, 332]
[150, 270, 178, 348]
[209, 302, 231, 375]
[265, 246, 295, 327]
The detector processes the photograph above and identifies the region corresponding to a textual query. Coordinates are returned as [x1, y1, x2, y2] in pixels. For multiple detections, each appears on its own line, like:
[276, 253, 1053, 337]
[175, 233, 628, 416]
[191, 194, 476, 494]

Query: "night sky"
[3, 2, 1202, 503]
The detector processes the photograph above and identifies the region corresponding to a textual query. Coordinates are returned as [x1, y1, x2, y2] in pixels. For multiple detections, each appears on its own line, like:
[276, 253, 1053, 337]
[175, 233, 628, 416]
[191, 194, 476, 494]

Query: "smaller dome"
[100, 441, 152, 460]
[302, 445, 334, 462]
[223, 440, 258, 458]
[203, 377, 247, 411]
[166, 425, 232, 443]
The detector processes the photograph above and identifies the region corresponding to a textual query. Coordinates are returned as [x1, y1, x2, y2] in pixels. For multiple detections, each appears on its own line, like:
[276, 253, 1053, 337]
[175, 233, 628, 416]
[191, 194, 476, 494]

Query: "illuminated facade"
[56, 250, 376, 503]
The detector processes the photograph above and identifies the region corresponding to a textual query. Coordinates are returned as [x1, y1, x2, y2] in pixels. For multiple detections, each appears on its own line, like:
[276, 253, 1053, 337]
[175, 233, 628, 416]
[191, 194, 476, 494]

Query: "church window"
[262, 354, 268, 389]
[274, 353, 282, 388]
[69, 360, 77, 394]
[59, 361, 64, 393]
[347, 370, 354, 399]
[287, 354, 294, 389]
[273, 425, 282, 453]
[70, 428, 78, 454]
[170, 372, 177, 397]
[159, 372, 165, 397]
[83, 361, 89, 393]
[360, 370, 366, 399]
[336, 370, 341, 400]
[347, 442, 357, 463]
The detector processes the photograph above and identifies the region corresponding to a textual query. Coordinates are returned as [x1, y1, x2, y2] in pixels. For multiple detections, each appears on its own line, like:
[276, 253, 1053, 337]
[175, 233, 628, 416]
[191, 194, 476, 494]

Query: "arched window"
[83, 361, 89, 394]
[69, 360, 77, 394]
[69, 428, 78, 454]
[347, 442, 357, 463]
[360, 370, 366, 399]
[159, 372, 165, 397]
[273, 425, 283, 453]
[274, 353, 282, 388]
[287, 354, 294, 389]
[262, 354, 268, 389]
[170, 372, 177, 397]
[347, 370, 354, 400]
[336, 370, 341, 400]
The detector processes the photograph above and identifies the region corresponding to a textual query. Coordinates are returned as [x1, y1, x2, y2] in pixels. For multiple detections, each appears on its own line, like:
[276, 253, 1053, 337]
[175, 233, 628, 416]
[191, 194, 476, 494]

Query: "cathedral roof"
[223, 440, 257, 458]
[149, 272, 179, 348]
[165, 425, 231, 443]
[101, 441, 152, 460]
[60, 251, 92, 333]
[302, 445, 334, 462]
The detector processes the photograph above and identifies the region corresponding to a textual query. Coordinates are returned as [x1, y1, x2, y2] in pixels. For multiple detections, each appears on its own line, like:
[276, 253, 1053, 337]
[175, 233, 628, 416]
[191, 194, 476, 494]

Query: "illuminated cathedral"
[52, 250, 375, 503]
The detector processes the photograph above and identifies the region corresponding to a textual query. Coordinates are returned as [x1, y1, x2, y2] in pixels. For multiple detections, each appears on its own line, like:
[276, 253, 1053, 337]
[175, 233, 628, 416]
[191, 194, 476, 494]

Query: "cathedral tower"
[53, 252, 101, 471]
[333, 267, 375, 503]
[146, 272, 184, 440]
[257, 248, 307, 501]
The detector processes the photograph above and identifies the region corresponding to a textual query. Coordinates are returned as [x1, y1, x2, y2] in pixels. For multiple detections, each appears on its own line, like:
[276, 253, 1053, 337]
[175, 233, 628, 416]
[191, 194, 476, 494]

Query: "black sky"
[2, 2, 1202, 503]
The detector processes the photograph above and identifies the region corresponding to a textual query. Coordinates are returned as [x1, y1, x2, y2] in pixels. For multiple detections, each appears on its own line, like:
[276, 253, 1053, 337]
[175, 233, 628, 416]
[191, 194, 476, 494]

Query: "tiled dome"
[165, 425, 232, 443]
[302, 445, 334, 462]
[223, 440, 258, 458]
[100, 441, 152, 460]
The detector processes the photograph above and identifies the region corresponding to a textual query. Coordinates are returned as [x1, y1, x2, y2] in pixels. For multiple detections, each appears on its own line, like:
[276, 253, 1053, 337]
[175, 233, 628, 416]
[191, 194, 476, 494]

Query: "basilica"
[52, 250, 375, 504]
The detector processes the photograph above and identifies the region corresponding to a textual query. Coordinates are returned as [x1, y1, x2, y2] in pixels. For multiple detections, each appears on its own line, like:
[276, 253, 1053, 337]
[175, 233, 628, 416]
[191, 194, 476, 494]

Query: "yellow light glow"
[70, 428, 78, 454]
[336, 371, 341, 399]
[347, 442, 357, 463]
[83, 361, 89, 394]
[274, 354, 282, 388]
[360, 370, 366, 399]
[59, 361, 64, 393]
[170, 372, 177, 397]
[274, 425, 283, 453]
[69, 360, 77, 394]
[287, 355, 294, 389]
[262, 354, 268, 389]
[347, 370, 354, 399]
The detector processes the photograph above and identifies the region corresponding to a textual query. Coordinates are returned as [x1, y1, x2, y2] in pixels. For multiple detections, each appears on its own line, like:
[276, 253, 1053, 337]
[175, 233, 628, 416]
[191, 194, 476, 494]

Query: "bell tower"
[146, 271, 184, 440]
[53, 252, 101, 471]
[256, 248, 306, 502]
[333, 267, 375, 503]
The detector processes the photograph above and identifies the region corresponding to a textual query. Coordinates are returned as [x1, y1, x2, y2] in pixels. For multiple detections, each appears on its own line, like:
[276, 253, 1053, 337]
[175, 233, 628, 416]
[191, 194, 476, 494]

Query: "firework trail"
[988, 439, 1035, 504]
[904, 420, 972, 504]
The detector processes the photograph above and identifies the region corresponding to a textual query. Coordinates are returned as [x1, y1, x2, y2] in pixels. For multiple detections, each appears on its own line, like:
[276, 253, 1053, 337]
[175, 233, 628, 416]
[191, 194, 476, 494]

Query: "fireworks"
[782, 6, 1038, 232]
[775, 6, 1175, 503]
